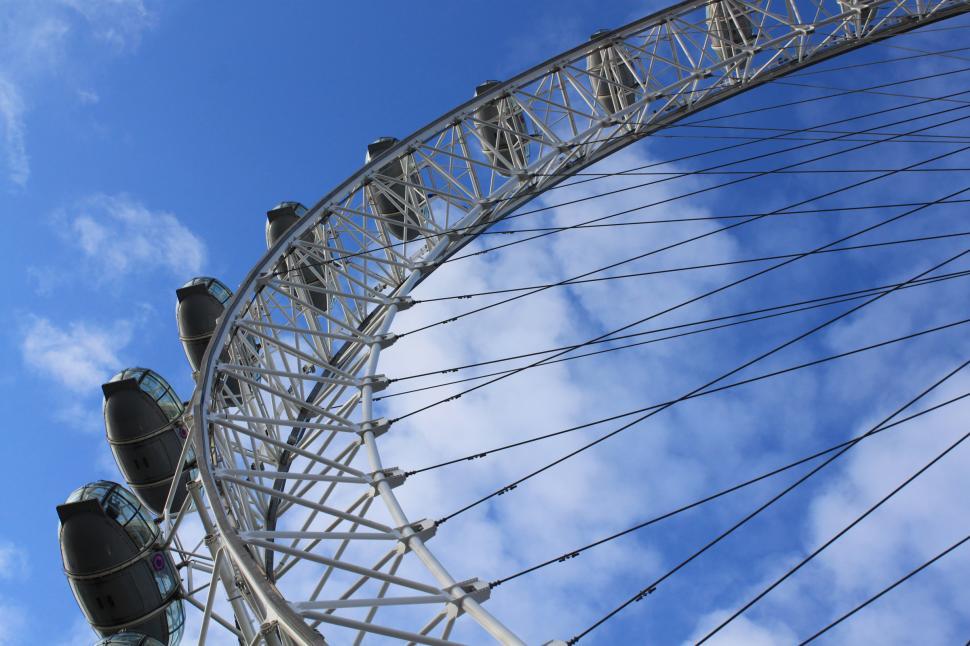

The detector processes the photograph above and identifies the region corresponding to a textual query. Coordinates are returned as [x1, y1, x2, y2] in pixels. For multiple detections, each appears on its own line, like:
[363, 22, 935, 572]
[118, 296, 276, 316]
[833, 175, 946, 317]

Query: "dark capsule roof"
[179, 276, 231, 305]
[365, 136, 398, 163]
[105, 368, 183, 423]
[475, 79, 501, 96]
[266, 201, 308, 248]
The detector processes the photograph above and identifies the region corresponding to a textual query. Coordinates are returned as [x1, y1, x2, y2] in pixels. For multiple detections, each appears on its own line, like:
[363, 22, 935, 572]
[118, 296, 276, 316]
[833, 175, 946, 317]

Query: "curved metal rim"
[191, 0, 970, 642]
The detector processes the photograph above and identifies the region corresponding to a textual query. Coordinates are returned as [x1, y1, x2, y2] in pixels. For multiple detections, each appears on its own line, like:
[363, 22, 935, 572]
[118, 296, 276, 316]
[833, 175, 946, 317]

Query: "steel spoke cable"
[401, 118, 970, 344]
[486, 390, 970, 589]
[567, 353, 970, 644]
[534, 166, 970, 179]
[469, 198, 970, 235]
[271, 69, 970, 281]
[389, 268, 970, 389]
[402, 317, 970, 477]
[677, 63, 970, 127]
[382, 288, 970, 403]
[799, 534, 970, 644]
[413, 229, 970, 304]
[393, 143, 967, 421]
[441, 98, 970, 267]
[390, 163, 970, 431]
[660, 122, 970, 140]
[781, 44, 970, 78]
[643, 131, 970, 143]
[430, 242, 970, 529]
[698, 430, 970, 643]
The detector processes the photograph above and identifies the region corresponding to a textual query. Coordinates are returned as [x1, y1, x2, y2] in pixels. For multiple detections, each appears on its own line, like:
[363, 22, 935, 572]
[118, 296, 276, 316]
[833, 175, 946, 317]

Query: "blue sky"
[2, 0, 970, 644]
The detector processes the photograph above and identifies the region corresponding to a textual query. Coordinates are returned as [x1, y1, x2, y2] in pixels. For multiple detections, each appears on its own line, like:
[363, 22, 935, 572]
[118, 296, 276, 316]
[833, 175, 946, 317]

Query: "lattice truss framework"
[176, 0, 970, 642]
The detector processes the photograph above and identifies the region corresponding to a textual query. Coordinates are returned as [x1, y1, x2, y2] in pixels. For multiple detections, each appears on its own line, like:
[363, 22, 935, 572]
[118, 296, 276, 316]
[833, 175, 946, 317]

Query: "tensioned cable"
[567, 354, 970, 643]
[697, 428, 970, 643]
[382, 279, 970, 403]
[799, 534, 970, 644]
[486, 389, 970, 588]
[393, 269, 970, 384]
[548, 60, 970, 152]
[413, 229, 970, 304]
[470, 197, 970, 235]
[468, 198, 970, 236]
[399, 108, 970, 342]
[387, 142, 970, 427]
[430, 238, 970, 526]
[677, 63, 970, 127]
[781, 44, 970, 78]
[270, 67, 970, 280]
[403, 316, 970, 476]
[440, 98, 970, 268]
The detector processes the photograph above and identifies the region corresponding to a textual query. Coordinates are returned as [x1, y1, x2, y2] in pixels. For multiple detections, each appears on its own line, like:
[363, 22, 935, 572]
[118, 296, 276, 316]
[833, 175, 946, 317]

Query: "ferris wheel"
[55, 0, 970, 643]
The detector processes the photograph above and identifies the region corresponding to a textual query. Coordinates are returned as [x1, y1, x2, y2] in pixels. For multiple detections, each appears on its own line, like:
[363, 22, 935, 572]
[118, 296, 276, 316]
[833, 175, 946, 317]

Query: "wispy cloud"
[0, 542, 28, 581]
[20, 315, 131, 393]
[0, 0, 157, 186]
[0, 79, 28, 186]
[61, 193, 206, 278]
[61, 0, 155, 51]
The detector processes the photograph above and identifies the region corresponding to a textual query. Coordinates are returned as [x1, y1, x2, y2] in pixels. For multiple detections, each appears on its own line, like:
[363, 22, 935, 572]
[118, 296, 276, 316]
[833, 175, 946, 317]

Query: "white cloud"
[20, 315, 131, 393]
[0, 542, 28, 581]
[0, 601, 27, 646]
[76, 88, 99, 105]
[0, 0, 156, 186]
[0, 78, 28, 186]
[61, 0, 155, 50]
[62, 193, 206, 278]
[687, 610, 797, 645]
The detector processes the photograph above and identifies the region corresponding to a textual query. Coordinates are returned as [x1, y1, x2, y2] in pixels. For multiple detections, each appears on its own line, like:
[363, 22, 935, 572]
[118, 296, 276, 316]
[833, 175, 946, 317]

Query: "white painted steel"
[177, 0, 970, 642]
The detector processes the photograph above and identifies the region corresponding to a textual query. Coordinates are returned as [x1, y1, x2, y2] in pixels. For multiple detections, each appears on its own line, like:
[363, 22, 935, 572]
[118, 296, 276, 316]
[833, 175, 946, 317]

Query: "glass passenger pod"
[265, 201, 329, 312]
[706, 0, 757, 63]
[364, 137, 429, 242]
[175, 277, 256, 400]
[473, 80, 531, 177]
[56, 482, 184, 645]
[586, 30, 640, 115]
[102, 368, 193, 516]
[175, 276, 232, 373]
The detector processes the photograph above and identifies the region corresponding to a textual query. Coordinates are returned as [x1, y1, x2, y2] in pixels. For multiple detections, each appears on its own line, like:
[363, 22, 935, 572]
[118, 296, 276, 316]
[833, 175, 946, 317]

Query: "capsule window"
[165, 600, 185, 643]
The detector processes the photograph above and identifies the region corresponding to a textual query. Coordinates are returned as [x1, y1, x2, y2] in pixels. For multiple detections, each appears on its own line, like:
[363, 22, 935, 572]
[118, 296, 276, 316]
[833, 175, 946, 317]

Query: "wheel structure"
[179, 0, 970, 642]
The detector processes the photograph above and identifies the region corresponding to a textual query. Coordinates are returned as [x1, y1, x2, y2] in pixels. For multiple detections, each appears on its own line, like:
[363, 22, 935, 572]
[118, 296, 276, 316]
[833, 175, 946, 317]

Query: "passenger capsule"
[175, 276, 232, 374]
[474, 80, 530, 176]
[56, 482, 184, 644]
[586, 30, 639, 115]
[266, 201, 329, 312]
[364, 137, 428, 242]
[102, 368, 192, 515]
[706, 0, 756, 62]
